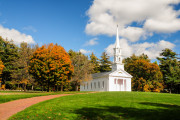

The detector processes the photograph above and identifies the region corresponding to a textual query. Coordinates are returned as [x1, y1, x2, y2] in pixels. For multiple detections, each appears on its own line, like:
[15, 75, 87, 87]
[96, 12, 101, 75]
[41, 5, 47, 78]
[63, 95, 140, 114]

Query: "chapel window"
[102, 81, 104, 88]
[87, 83, 88, 89]
[91, 82, 92, 89]
[98, 82, 100, 88]
[84, 84, 85, 89]
[94, 82, 96, 88]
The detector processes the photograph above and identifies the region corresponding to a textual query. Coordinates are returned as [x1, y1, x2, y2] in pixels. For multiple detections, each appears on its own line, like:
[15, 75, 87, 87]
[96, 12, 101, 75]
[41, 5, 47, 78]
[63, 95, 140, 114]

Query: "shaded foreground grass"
[10, 92, 180, 120]
[0, 91, 87, 104]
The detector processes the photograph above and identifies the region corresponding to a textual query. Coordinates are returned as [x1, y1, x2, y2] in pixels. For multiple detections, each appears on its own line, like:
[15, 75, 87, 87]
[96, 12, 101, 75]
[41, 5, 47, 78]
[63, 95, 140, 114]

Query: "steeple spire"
[115, 25, 120, 48]
[112, 24, 124, 71]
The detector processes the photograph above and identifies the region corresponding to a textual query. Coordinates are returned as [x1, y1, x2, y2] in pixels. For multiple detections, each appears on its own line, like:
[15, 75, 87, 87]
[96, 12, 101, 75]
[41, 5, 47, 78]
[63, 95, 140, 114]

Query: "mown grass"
[9, 92, 180, 120]
[0, 91, 87, 104]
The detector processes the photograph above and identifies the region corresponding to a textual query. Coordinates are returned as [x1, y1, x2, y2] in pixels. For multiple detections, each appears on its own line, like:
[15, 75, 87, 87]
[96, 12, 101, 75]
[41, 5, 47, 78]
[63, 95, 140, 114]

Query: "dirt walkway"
[0, 94, 73, 120]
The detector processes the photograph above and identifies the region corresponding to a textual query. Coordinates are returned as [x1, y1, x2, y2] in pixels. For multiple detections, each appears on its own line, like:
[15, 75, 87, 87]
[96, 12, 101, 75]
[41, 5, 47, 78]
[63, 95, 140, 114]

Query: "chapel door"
[118, 79, 123, 91]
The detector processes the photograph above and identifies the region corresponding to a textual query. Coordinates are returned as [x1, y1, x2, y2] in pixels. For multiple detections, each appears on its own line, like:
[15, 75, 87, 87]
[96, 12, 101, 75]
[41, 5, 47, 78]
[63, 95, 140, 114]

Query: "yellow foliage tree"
[29, 43, 73, 92]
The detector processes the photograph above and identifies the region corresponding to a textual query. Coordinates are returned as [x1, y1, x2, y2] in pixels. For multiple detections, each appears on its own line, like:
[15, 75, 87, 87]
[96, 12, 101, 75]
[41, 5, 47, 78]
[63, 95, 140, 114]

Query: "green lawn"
[0, 91, 86, 104]
[9, 92, 180, 120]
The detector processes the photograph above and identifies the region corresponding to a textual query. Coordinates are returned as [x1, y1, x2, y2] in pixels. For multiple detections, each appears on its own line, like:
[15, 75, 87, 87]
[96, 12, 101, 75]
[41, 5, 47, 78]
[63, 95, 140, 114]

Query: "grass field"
[9, 92, 180, 120]
[0, 91, 86, 104]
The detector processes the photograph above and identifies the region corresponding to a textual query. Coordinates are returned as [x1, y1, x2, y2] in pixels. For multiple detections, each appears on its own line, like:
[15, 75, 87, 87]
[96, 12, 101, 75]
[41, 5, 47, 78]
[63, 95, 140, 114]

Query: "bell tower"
[112, 25, 124, 71]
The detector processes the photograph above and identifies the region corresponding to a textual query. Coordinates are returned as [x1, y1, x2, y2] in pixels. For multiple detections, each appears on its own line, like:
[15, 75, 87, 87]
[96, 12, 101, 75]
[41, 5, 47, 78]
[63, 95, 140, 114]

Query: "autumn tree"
[124, 54, 164, 92]
[100, 52, 112, 72]
[11, 42, 36, 91]
[157, 48, 180, 93]
[29, 43, 73, 92]
[69, 50, 93, 91]
[0, 37, 18, 88]
[0, 59, 5, 88]
[90, 52, 100, 73]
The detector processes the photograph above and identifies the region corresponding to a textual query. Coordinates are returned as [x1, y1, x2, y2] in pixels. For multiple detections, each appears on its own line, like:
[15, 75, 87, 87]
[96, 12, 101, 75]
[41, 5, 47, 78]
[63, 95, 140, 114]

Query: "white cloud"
[0, 25, 35, 45]
[79, 49, 92, 54]
[84, 37, 98, 46]
[22, 26, 37, 32]
[105, 39, 175, 59]
[86, 0, 180, 41]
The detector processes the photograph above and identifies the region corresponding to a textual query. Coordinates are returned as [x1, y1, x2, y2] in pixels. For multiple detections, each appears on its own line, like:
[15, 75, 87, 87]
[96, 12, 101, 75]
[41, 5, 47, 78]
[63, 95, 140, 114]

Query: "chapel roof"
[92, 68, 132, 79]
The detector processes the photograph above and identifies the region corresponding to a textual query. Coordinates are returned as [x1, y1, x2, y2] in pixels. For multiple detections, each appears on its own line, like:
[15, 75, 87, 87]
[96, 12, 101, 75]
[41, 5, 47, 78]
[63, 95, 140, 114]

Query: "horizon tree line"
[0, 36, 179, 93]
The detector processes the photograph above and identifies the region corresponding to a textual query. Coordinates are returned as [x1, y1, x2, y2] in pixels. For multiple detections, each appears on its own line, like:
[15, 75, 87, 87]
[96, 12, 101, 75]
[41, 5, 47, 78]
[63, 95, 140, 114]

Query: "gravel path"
[0, 94, 73, 120]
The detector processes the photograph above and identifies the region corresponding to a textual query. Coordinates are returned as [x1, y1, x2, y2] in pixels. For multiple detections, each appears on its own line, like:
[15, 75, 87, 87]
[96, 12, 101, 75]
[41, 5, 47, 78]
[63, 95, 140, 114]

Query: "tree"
[100, 52, 112, 72]
[69, 50, 93, 91]
[157, 48, 180, 93]
[29, 43, 73, 92]
[125, 54, 164, 92]
[0, 59, 5, 88]
[90, 52, 100, 73]
[11, 42, 36, 91]
[0, 37, 18, 88]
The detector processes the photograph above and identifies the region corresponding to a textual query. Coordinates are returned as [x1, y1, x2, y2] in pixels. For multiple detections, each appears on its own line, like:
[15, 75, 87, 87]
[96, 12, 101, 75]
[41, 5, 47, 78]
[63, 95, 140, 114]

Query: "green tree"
[157, 48, 180, 93]
[90, 52, 100, 73]
[100, 52, 112, 72]
[29, 43, 73, 92]
[11, 42, 36, 91]
[69, 50, 93, 91]
[0, 37, 18, 88]
[125, 54, 164, 92]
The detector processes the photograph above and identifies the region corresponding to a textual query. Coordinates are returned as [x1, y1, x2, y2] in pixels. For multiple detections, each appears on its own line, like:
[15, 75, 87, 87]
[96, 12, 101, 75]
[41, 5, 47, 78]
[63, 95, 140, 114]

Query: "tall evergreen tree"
[90, 52, 100, 73]
[0, 37, 18, 87]
[100, 52, 112, 72]
[157, 48, 180, 93]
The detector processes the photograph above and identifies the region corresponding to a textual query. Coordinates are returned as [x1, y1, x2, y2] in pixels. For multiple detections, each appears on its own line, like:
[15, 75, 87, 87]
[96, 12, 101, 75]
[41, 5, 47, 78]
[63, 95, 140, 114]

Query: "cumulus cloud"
[86, 0, 180, 42]
[84, 37, 98, 46]
[0, 25, 35, 45]
[79, 49, 92, 54]
[105, 39, 175, 59]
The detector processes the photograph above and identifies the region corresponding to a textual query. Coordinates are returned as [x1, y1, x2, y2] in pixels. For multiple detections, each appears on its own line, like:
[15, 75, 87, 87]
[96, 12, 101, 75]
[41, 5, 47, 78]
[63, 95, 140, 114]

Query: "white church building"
[80, 26, 132, 91]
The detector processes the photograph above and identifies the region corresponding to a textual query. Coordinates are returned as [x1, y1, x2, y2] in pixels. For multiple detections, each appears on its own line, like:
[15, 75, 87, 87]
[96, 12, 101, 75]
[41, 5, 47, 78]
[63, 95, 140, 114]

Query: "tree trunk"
[75, 85, 79, 91]
[57, 85, 59, 91]
[61, 85, 63, 92]
[31, 85, 34, 91]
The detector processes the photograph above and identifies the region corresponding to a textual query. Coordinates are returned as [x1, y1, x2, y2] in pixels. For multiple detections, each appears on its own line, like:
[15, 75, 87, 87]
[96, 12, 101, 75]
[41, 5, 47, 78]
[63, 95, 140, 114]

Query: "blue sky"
[0, 0, 179, 61]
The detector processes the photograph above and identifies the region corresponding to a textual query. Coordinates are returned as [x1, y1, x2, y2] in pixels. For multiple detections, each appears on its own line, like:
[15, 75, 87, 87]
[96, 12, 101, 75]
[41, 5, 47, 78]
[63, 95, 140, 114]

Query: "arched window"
[98, 82, 100, 88]
[94, 82, 96, 89]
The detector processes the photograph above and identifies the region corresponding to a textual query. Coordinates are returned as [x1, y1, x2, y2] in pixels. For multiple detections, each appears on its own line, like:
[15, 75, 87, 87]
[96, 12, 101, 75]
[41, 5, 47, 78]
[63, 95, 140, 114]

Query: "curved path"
[0, 94, 73, 120]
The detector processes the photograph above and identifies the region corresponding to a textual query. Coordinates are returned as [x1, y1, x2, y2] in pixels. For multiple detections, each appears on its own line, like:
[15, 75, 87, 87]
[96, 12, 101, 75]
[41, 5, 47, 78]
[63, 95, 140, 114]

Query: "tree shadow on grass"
[74, 102, 180, 120]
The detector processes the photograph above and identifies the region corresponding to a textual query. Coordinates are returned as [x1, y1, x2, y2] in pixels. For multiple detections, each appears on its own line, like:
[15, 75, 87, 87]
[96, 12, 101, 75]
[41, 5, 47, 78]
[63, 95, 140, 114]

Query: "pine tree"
[0, 37, 18, 87]
[100, 52, 112, 72]
[90, 52, 100, 73]
[157, 48, 180, 93]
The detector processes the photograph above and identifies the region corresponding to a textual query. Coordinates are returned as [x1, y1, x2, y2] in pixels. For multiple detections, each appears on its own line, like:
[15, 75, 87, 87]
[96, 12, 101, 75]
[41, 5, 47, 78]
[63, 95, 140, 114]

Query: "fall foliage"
[125, 54, 164, 92]
[29, 43, 73, 92]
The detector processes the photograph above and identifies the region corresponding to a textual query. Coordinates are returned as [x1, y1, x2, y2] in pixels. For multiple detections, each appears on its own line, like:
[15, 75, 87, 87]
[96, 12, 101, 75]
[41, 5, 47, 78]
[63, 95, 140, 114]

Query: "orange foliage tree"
[124, 54, 164, 92]
[0, 59, 5, 88]
[29, 43, 73, 92]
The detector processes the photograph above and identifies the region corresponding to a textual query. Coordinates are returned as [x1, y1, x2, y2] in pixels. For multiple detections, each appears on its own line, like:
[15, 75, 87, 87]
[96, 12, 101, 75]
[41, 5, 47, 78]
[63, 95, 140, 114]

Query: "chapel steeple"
[112, 25, 124, 71]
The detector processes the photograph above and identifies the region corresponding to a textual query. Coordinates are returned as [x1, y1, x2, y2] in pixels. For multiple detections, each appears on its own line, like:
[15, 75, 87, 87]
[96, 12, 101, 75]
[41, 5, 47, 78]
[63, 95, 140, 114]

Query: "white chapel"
[80, 25, 132, 91]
